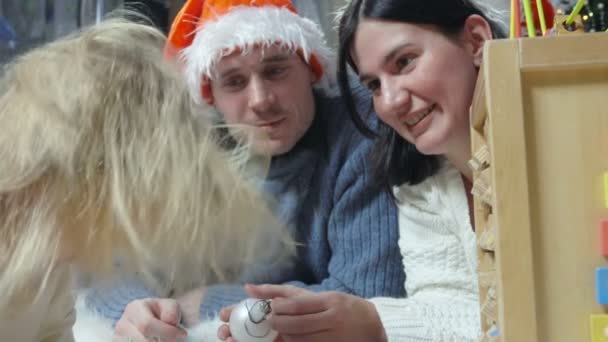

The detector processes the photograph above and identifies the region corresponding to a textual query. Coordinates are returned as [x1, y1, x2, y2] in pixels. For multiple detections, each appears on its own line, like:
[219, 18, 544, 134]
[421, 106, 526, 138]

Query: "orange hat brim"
[165, 0, 205, 60]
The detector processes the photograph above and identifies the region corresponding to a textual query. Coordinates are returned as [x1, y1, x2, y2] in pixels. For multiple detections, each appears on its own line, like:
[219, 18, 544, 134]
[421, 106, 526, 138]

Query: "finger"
[126, 306, 187, 340]
[270, 293, 330, 316]
[141, 319, 188, 340]
[245, 284, 306, 300]
[217, 324, 232, 340]
[150, 299, 182, 326]
[269, 308, 335, 335]
[219, 305, 235, 322]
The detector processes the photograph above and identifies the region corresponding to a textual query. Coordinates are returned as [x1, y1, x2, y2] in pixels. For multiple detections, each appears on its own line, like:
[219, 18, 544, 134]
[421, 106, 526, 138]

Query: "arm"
[370, 295, 480, 342]
[218, 285, 479, 342]
[200, 141, 406, 316]
[218, 162, 481, 342]
[84, 278, 160, 324]
[283, 141, 405, 296]
[90, 124, 404, 321]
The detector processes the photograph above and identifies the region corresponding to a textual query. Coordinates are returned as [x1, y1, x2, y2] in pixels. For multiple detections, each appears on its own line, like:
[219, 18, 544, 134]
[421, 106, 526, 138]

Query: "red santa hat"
[165, 0, 334, 105]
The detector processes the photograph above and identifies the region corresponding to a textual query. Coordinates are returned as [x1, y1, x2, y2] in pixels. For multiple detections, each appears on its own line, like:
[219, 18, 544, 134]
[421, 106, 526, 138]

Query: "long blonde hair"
[0, 18, 292, 308]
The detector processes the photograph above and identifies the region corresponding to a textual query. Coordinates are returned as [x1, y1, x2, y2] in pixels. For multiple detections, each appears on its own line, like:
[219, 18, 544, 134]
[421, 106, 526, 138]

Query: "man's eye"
[222, 77, 246, 90]
[265, 66, 288, 78]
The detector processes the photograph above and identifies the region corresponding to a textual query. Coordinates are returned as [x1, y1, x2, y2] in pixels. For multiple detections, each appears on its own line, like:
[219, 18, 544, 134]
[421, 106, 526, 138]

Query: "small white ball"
[229, 298, 278, 342]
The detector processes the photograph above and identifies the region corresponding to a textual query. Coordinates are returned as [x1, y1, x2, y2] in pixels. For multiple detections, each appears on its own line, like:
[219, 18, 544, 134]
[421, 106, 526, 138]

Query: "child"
[0, 18, 291, 341]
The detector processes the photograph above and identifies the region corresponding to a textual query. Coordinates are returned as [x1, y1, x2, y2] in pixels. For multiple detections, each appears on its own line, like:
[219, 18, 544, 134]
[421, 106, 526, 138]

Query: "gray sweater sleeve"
[85, 108, 405, 322]
[85, 146, 405, 322]
[84, 279, 159, 324]
[286, 142, 404, 296]
[199, 142, 405, 317]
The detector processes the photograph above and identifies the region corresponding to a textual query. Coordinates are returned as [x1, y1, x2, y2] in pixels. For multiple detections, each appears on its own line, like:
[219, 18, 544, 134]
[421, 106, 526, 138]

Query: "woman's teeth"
[406, 104, 436, 126]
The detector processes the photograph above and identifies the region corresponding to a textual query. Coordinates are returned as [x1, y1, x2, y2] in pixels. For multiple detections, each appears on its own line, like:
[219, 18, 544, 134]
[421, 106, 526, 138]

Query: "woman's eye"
[366, 80, 380, 92]
[366, 80, 382, 96]
[396, 56, 415, 70]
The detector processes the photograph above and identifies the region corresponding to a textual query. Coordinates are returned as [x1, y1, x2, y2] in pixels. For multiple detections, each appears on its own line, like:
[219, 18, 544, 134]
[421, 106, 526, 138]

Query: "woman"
[217, 0, 508, 341]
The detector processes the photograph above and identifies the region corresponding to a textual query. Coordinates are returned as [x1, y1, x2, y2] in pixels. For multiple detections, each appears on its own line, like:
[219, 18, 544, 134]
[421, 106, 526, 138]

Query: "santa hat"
[166, 0, 334, 105]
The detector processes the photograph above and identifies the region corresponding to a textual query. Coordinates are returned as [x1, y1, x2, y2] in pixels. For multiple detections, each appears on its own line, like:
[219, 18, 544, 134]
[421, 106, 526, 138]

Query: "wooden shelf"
[471, 33, 608, 342]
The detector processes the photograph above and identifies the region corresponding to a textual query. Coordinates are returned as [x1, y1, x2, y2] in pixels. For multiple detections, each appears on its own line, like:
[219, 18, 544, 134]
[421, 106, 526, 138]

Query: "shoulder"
[314, 90, 377, 153]
[393, 159, 453, 197]
[393, 160, 467, 222]
[317, 106, 372, 172]
[311, 90, 383, 192]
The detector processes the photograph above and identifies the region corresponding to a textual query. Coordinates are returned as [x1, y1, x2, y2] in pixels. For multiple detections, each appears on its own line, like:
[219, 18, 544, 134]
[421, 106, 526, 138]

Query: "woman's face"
[352, 17, 490, 155]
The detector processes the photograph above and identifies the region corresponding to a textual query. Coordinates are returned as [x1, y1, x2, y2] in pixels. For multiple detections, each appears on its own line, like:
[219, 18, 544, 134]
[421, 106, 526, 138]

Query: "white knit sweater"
[370, 162, 481, 342]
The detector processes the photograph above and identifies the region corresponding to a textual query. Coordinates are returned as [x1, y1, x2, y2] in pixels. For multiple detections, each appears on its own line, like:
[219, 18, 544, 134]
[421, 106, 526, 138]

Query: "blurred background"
[0, 0, 605, 65]
[0, 0, 350, 64]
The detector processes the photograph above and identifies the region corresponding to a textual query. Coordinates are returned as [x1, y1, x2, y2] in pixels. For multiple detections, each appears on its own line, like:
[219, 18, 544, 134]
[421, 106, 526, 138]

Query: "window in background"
[0, 0, 124, 64]
[0, 0, 349, 65]
[0, 0, 168, 64]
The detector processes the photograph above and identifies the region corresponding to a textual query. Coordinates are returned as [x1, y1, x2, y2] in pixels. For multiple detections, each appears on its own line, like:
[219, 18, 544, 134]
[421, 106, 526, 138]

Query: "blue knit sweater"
[85, 91, 406, 322]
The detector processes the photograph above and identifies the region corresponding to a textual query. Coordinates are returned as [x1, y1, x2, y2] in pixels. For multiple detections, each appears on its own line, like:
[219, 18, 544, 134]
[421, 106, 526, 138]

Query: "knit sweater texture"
[370, 161, 481, 341]
[85, 91, 406, 323]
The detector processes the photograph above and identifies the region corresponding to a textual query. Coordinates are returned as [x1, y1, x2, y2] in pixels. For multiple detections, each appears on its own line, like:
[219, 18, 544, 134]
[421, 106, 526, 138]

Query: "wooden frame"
[471, 33, 608, 342]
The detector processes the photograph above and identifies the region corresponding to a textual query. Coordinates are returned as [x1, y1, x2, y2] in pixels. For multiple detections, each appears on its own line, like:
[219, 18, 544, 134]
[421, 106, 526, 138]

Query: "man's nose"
[248, 77, 275, 113]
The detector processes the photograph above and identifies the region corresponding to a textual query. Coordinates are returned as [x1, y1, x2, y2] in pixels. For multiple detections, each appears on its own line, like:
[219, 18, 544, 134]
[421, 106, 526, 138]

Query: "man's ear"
[462, 14, 493, 67]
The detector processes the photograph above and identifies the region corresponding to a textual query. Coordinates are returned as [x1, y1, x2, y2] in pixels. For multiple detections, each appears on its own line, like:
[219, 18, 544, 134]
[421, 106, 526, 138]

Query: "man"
[85, 0, 406, 340]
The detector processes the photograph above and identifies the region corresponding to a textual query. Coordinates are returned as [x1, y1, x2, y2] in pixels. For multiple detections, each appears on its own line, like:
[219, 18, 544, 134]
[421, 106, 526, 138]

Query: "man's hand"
[113, 298, 187, 342]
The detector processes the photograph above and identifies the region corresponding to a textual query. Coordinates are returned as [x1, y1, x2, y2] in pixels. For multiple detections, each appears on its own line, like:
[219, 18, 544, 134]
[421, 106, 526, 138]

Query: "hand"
[247, 284, 387, 342]
[175, 287, 206, 327]
[114, 298, 187, 342]
[217, 305, 236, 341]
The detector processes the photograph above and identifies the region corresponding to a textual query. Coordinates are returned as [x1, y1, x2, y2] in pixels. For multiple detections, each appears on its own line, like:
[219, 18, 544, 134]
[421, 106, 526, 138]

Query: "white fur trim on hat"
[181, 6, 335, 104]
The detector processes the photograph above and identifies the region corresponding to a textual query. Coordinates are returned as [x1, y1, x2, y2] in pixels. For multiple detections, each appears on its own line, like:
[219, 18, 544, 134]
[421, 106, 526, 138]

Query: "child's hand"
[114, 298, 187, 342]
[217, 304, 235, 341]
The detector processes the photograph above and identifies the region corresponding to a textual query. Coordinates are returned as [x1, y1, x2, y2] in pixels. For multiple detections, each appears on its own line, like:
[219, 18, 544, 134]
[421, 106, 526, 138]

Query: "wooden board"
[472, 32, 608, 342]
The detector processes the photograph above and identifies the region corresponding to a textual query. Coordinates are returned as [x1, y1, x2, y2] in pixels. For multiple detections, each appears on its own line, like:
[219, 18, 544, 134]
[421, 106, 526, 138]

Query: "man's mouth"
[256, 117, 286, 128]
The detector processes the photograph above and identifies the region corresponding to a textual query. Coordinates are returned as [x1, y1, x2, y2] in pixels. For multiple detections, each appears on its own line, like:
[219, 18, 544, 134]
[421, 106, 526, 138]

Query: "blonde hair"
[0, 18, 292, 309]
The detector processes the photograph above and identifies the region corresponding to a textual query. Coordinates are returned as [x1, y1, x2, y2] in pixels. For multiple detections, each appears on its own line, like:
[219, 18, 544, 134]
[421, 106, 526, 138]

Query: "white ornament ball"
[229, 298, 278, 342]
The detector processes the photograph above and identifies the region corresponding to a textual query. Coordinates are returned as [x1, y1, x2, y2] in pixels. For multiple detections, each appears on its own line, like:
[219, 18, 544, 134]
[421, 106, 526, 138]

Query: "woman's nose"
[378, 78, 411, 117]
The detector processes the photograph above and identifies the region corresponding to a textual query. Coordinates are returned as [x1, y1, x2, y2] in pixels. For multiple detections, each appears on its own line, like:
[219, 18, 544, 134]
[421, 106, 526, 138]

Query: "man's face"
[210, 44, 316, 156]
